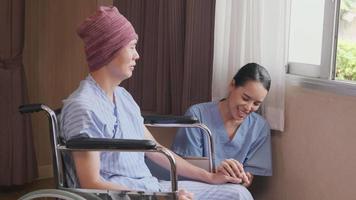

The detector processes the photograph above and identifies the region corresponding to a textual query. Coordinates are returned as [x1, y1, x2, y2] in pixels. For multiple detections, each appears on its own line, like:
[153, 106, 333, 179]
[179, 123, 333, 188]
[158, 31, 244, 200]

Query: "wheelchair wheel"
[18, 189, 87, 200]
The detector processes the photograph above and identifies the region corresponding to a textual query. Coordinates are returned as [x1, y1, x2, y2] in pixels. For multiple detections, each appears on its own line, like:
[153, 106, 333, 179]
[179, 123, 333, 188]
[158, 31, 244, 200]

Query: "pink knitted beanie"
[77, 6, 138, 72]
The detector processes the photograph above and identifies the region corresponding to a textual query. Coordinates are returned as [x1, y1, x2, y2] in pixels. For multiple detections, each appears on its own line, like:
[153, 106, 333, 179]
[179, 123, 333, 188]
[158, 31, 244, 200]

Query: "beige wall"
[23, 0, 112, 177]
[252, 83, 356, 200]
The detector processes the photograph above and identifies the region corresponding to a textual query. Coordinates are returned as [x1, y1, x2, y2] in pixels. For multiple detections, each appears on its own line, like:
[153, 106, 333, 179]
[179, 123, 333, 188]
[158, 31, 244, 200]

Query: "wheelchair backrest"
[53, 108, 82, 189]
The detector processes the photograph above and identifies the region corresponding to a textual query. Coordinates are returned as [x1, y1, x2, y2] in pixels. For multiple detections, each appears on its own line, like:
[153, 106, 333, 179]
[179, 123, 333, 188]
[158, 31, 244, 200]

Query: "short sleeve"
[61, 100, 104, 140]
[171, 106, 204, 157]
[243, 122, 272, 176]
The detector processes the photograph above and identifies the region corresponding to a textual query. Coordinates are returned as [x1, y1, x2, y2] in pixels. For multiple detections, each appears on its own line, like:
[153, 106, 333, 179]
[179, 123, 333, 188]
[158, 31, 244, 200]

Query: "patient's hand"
[217, 159, 250, 186]
[205, 171, 243, 185]
[178, 189, 194, 200]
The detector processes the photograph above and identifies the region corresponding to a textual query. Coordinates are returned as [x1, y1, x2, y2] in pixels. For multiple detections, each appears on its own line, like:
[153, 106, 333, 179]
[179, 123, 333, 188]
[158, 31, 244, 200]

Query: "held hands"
[217, 159, 253, 187]
[206, 171, 242, 185]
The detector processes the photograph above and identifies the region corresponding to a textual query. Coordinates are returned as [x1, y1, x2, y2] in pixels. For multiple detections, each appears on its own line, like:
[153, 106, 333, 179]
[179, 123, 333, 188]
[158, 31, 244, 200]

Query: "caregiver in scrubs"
[172, 63, 272, 187]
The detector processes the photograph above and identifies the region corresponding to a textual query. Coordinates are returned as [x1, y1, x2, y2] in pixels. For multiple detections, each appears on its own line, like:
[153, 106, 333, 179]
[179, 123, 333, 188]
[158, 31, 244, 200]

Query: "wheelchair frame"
[18, 103, 216, 200]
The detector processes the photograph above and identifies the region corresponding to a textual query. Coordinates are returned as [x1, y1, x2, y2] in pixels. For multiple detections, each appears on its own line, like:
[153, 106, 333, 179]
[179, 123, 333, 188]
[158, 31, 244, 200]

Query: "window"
[336, 0, 356, 81]
[288, 0, 356, 82]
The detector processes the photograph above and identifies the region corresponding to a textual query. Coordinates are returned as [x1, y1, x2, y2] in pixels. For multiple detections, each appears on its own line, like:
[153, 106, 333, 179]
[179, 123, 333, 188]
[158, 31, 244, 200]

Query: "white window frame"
[287, 0, 356, 96]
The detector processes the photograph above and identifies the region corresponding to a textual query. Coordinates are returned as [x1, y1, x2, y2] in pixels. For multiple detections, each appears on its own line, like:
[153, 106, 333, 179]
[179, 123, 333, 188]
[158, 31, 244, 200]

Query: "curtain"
[212, 0, 290, 131]
[115, 0, 216, 115]
[0, 0, 38, 186]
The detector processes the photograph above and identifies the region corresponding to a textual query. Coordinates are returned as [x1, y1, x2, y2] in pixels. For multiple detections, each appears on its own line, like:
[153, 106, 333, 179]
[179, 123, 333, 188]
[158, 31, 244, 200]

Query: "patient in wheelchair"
[60, 6, 253, 200]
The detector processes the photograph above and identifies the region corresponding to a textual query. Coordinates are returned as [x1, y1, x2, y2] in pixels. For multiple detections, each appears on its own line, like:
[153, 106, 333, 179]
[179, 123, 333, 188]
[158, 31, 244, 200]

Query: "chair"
[18, 104, 216, 200]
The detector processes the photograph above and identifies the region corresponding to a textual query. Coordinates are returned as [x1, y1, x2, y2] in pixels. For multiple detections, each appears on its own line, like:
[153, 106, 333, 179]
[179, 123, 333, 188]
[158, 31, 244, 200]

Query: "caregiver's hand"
[217, 159, 250, 186]
[242, 172, 254, 187]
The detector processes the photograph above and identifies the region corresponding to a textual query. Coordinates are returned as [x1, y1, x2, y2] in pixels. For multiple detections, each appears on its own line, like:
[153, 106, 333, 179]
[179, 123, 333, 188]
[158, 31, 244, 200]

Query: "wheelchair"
[18, 104, 216, 200]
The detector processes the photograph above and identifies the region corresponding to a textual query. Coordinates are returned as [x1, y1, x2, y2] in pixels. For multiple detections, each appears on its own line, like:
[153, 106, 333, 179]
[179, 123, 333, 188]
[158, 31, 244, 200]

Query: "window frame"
[287, 0, 356, 96]
[286, 0, 356, 97]
[287, 0, 342, 80]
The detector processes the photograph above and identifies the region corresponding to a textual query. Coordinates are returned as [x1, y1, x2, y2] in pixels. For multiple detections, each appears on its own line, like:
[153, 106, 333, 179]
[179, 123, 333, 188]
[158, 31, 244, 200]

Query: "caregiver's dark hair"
[233, 63, 271, 91]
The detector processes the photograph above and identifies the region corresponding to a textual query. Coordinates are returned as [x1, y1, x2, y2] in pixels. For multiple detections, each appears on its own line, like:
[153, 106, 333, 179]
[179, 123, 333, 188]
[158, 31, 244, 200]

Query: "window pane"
[336, 0, 356, 81]
[288, 0, 325, 65]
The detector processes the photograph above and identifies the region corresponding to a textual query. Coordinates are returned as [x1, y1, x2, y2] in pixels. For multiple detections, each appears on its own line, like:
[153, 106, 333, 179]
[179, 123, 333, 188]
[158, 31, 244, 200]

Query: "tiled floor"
[0, 178, 54, 200]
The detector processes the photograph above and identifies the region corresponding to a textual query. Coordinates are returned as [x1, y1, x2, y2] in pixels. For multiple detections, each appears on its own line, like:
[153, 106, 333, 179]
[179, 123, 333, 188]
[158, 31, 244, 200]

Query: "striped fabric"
[61, 75, 160, 191]
[60, 75, 253, 199]
[160, 181, 253, 200]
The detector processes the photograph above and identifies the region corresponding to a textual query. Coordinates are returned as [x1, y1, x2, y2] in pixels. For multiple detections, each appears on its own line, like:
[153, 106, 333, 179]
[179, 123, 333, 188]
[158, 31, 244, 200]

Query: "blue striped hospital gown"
[60, 75, 253, 200]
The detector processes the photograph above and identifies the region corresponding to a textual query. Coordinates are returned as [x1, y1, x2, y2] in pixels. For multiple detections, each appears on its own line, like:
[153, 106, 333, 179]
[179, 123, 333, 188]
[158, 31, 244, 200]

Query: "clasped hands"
[217, 158, 253, 187]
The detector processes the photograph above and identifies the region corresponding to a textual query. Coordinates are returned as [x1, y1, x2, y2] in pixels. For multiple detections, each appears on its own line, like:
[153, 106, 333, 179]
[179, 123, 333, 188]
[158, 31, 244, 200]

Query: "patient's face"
[106, 39, 140, 81]
[227, 80, 268, 121]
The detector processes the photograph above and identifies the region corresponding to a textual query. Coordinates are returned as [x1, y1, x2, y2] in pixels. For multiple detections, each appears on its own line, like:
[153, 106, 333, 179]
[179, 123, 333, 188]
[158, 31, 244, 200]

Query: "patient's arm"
[143, 126, 242, 184]
[72, 151, 130, 191]
[73, 150, 193, 200]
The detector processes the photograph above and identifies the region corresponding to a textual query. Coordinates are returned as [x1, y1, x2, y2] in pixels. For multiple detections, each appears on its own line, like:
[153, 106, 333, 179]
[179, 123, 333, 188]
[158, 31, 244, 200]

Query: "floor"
[0, 178, 54, 200]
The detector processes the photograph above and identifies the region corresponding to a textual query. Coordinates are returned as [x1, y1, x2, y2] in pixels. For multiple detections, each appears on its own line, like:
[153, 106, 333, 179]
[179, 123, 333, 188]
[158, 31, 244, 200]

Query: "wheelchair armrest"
[143, 115, 199, 124]
[19, 104, 44, 113]
[66, 138, 157, 150]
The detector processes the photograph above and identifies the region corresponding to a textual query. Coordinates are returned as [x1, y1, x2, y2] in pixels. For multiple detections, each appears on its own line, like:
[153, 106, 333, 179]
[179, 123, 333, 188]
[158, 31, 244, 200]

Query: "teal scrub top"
[171, 101, 272, 176]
